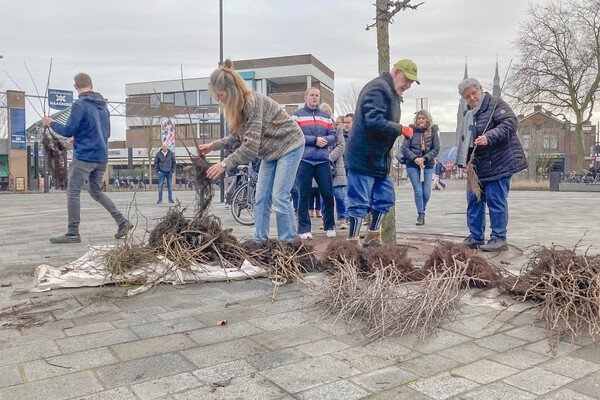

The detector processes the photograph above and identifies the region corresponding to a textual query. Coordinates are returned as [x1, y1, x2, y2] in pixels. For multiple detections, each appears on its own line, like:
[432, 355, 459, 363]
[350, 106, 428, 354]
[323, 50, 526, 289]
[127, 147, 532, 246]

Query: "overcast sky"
[1, 0, 558, 140]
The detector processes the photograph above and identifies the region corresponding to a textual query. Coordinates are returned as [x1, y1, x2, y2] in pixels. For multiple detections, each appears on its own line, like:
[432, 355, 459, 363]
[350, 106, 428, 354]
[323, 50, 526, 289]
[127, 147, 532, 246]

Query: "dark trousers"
[297, 161, 335, 233]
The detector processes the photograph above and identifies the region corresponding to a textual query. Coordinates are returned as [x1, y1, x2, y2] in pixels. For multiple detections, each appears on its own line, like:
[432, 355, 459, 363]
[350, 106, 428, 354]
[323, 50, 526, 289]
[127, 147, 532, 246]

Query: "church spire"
[493, 55, 501, 98]
[463, 56, 469, 80]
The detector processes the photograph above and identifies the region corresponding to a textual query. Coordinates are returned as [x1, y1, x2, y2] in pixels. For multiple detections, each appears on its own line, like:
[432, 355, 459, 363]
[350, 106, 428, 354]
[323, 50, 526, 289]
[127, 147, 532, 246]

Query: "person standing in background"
[154, 142, 176, 204]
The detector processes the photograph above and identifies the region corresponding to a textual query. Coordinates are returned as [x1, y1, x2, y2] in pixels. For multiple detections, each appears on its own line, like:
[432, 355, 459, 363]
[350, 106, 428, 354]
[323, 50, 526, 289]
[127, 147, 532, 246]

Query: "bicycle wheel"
[231, 183, 255, 226]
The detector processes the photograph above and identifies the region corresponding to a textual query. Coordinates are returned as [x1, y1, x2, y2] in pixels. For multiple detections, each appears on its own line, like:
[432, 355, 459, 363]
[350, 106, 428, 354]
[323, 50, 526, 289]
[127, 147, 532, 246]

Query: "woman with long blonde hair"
[197, 60, 305, 242]
[398, 109, 440, 226]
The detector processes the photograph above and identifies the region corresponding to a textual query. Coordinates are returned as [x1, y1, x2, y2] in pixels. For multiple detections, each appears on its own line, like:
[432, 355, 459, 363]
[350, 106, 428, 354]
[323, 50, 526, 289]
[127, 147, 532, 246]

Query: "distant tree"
[366, 0, 423, 245]
[140, 115, 162, 189]
[335, 84, 361, 117]
[509, 0, 600, 172]
[0, 107, 7, 140]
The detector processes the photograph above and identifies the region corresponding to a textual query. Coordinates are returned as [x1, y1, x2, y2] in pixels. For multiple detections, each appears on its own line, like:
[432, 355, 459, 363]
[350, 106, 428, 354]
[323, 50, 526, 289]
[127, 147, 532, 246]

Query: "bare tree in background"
[509, 0, 600, 172]
[335, 84, 361, 117]
[0, 108, 7, 139]
[140, 116, 162, 189]
[366, 0, 423, 245]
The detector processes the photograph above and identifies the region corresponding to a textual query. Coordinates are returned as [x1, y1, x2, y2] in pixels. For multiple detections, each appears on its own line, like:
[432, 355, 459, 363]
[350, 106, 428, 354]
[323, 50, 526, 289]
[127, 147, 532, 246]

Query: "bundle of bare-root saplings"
[316, 240, 512, 342]
[511, 244, 600, 353]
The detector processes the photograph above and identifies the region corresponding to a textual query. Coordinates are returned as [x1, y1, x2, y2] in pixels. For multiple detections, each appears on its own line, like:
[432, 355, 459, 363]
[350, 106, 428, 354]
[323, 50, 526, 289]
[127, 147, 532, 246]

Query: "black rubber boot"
[416, 213, 425, 226]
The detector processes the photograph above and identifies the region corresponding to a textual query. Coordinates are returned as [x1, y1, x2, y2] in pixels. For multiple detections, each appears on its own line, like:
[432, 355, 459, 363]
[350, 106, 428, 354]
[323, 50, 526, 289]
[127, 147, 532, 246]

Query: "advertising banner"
[48, 89, 73, 110]
[160, 118, 176, 152]
[10, 108, 26, 149]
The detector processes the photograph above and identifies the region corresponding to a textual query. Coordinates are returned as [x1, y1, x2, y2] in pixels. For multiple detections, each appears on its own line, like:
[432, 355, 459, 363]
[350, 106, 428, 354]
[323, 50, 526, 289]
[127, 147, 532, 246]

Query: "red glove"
[401, 125, 414, 139]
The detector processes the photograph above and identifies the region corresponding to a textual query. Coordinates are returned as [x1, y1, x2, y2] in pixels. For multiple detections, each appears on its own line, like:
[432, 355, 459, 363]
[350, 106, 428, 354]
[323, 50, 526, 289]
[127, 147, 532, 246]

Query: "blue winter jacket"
[345, 72, 405, 178]
[463, 92, 527, 181]
[50, 91, 110, 163]
[292, 104, 336, 165]
[400, 124, 440, 168]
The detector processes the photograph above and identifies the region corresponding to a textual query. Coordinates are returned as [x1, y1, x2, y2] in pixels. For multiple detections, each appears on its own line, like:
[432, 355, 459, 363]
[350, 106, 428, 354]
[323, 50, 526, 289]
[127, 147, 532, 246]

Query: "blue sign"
[48, 89, 73, 110]
[10, 108, 26, 149]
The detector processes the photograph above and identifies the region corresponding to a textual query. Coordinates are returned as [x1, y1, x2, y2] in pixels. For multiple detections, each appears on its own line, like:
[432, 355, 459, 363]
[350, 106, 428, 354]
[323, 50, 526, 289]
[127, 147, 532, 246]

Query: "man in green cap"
[344, 59, 419, 246]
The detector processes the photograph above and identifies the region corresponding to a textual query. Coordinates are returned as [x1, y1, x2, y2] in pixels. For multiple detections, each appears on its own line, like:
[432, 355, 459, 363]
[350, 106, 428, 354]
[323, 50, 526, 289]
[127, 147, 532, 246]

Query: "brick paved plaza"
[1, 181, 599, 399]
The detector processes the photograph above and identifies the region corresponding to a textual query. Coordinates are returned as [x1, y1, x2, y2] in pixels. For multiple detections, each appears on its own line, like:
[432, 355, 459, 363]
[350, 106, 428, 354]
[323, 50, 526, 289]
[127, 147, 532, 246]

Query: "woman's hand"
[316, 137, 328, 147]
[474, 134, 489, 146]
[414, 157, 425, 168]
[206, 163, 226, 180]
[197, 142, 214, 155]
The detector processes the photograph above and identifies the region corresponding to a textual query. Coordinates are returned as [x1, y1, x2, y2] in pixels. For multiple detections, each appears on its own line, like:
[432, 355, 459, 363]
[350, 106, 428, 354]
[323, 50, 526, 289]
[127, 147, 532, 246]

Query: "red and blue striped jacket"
[292, 104, 337, 165]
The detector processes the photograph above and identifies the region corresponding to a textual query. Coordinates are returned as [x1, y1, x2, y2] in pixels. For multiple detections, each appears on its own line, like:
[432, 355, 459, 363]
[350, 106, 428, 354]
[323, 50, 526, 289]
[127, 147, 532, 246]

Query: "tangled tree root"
[42, 132, 68, 189]
[511, 244, 600, 353]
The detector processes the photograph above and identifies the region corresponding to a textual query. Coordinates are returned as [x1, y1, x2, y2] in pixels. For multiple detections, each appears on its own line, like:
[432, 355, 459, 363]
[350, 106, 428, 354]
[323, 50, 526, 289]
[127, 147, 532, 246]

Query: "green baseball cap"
[394, 59, 420, 84]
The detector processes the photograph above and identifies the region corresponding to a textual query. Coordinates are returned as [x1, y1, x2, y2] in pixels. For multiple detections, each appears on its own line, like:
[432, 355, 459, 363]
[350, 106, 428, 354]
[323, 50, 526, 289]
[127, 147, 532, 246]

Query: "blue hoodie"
[292, 104, 336, 165]
[50, 91, 110, 163]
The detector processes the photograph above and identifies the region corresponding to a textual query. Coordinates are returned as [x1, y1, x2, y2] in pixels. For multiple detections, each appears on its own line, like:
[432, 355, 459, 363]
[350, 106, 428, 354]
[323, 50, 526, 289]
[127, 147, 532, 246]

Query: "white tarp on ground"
[14, 245, 268, 296]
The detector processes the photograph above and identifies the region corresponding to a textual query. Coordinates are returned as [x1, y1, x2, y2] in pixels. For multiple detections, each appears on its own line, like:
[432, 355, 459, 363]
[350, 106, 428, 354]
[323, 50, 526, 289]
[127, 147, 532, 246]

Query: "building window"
[174, 92, 185, 107]
[175, 124, 197, 139]
[185, 91, 197, 106]
[543, 133, 558, 150]
[522, 133, 530, 149]
[163, 93, 175, 104]
[266, 80, 278, 95]
[199, 90, 216, 105]
[255, 80, 263, 94]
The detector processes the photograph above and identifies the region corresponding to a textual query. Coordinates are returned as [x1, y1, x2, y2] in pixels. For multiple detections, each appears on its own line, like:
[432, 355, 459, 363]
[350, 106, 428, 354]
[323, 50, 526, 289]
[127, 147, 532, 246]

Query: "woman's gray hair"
[319, 102, 332, 115]
[458, 77, 482, 95]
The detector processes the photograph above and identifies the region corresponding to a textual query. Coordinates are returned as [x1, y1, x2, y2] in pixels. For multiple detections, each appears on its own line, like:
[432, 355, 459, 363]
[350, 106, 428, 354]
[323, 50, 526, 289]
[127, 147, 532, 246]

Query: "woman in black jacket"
[399, 109, 439, 225]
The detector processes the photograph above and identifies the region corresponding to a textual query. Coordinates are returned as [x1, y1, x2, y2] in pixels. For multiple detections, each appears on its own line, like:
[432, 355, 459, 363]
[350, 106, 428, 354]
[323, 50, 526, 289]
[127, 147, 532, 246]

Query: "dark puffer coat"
[400, 124, 440, 168]
[466, 93, 527, 182]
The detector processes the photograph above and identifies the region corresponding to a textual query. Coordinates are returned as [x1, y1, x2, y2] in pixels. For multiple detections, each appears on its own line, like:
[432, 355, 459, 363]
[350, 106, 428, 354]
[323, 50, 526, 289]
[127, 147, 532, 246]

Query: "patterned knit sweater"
[212, 92, 305, 169]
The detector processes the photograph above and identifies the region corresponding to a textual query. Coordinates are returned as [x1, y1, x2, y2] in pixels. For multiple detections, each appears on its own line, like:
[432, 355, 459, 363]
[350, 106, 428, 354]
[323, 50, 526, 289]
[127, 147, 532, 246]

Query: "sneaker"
[168, 199, 175, 203]
[338, 220, 348, 229]
[50, 234, 81, 244]
[115, 222, 133, 239]
[316, 211, 322, 218]
[224, 204, 230, 210]
[319, 223, 324, 230]
[461, 236, 484, 249]
[157, 200, 162, 204]
[326, 230, 337, 238]
[299, 232, 313, 240]
[480, 237, 509, 252]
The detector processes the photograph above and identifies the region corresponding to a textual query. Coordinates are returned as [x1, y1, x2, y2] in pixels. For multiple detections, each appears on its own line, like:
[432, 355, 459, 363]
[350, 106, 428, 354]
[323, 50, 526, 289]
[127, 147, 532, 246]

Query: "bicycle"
[230, 163, 257, 226]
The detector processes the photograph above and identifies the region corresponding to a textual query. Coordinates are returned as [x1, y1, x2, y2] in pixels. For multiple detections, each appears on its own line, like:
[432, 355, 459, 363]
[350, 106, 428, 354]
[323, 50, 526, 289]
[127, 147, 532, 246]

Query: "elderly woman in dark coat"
[456, 77, 527, 251]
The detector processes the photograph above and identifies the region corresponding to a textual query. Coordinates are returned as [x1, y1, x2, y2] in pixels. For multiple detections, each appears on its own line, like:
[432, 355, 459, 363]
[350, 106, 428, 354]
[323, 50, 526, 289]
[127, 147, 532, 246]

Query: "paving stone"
[248, 310, 310, 331]
[251, 324, 330, 350]
[444, 315, 508, 338]
[503, 367, 573, 395]
[368, 386, 430, 399]
[0, 340, 61, 367]
[129, 316, 206, 339]
[409, 372, 479, 400]
[350, 365, 418, 392]
[437, 342, 497, 364]
[193, 305, 265, 326]
[52, 302, 122, 320]
[410, 329, 472, 354]
[295, 380, 369, 400]
[459, 381, 536, 400]
[247, 347, 308, 370]
[192, 359, 257, 384]
[540, 356, 600, 379]
[399, 353, 460, 377]
[452, 359, 520, 384]
[503, 324, 546, 342]
[110, 306, 165, 328]
[9, 320, 74, 346]
[489, 348, 551, 369]
[0, 370, 102, 400]
[63, 321, 115, 336]
[156, 307, 203, 321]
[181, 338, 267, 368]
[540, 388, 597, 399]
[248, 296, 311, 314]
[571, 346, 600, 364]
[70, 311, 125, 326]
[297, 338, 349, 357]
[55, 327, 138, 354]
[524, 339, 581, 357]
[331, 337, 416, 372]
[96, 353, 194, 389]
[171, 374, 290, 400]
[474, 333, 528, 352]
[567, 371, 600, 398]
[130, 372, 202, 399]
[262, 355, 362, 393]
[70, 387, 137, 400]
[113, 292, 181, 311]
[0, 364, 23, 387]
[110, 332, 198, 361]
[22, 347, 117, 381]
[186, 321, 264, 346]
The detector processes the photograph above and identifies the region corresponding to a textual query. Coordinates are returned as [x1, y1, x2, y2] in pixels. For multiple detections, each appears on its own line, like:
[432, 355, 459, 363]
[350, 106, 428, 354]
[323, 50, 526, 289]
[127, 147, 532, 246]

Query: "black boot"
[416, 213, 425, 226]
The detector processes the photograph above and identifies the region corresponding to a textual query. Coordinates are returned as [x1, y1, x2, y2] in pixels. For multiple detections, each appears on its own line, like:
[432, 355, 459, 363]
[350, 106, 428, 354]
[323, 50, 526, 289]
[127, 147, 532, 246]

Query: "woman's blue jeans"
[406, 165, 433, 214]
[253, 145, 303, 242]
[466, 175, 511, 241]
